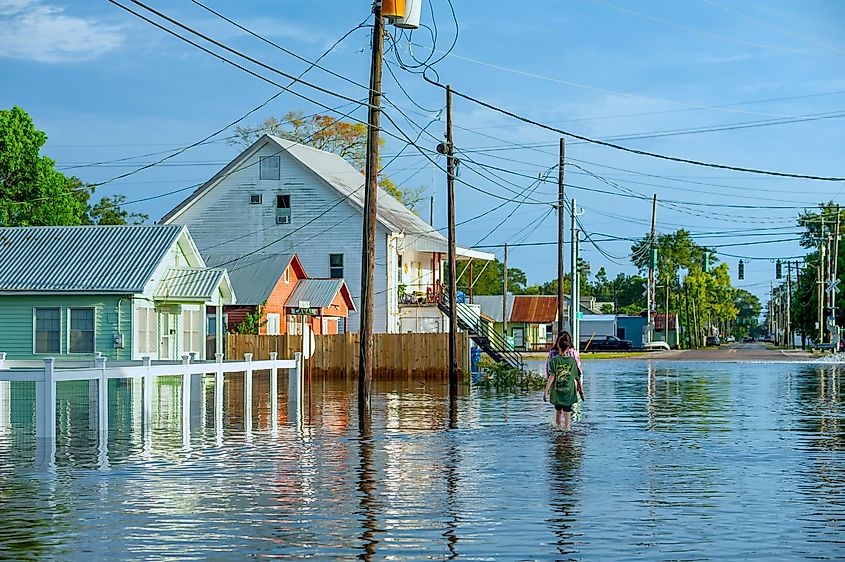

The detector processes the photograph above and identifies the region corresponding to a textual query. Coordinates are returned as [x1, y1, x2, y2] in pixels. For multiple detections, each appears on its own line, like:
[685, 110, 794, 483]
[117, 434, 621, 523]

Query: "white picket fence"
[0, 351, 303, 441]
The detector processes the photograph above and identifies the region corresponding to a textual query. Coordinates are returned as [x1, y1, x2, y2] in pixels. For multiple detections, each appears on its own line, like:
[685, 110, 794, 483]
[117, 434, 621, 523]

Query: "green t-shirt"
[549, 355, 579, 407]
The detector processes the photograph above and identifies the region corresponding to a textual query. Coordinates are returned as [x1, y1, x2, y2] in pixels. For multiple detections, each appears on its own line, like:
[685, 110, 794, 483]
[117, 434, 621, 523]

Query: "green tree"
[733, 288, 762, 338]
[1, 106, 144, 226]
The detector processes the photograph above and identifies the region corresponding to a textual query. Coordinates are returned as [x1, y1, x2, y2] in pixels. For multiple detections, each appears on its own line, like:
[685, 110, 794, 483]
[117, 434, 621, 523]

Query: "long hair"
[555, 331, 574, 353]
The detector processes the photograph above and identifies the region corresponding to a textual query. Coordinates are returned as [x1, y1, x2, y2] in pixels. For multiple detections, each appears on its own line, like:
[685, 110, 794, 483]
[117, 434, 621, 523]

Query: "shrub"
[476, 356, 546, 391]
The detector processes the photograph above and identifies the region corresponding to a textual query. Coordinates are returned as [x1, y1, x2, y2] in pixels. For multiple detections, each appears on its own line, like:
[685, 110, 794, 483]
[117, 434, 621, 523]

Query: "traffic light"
[776, 259, 782, 279]
[738, 259, 744, 280]
[703, 252, 710, 273]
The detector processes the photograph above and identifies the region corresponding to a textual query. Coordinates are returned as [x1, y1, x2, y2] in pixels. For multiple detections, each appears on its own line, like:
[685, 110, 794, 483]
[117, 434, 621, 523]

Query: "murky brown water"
[0, 361, 843, 560]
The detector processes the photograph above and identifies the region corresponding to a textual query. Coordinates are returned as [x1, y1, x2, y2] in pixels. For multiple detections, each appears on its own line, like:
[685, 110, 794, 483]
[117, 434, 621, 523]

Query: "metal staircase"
[438, 295, 524, 371]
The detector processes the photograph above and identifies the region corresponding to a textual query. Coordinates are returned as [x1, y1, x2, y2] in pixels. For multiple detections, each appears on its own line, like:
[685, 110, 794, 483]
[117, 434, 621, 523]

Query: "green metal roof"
[156, 268, 228, 301]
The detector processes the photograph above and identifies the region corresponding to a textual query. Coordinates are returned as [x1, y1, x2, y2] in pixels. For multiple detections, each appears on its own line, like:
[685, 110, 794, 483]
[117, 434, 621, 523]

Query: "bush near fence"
[226, 333, 469, 378]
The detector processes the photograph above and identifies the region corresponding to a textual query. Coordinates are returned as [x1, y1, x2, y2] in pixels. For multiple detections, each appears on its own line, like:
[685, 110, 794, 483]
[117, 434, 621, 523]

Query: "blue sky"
[2, 0, 844, 305]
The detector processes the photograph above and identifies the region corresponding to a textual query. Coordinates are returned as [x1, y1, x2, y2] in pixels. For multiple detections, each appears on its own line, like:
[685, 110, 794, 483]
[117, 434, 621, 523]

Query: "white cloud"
[0, 1, 123, 63]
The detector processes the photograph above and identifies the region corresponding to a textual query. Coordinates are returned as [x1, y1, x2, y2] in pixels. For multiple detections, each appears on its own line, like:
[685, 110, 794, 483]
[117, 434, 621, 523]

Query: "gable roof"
[286, 278, 356, 310]
[157, 268, 231, 301]
[203, 253, 304, 305]
[0, 225, 184, 293]
[510, 295, 558, 323]
[161, 135, 446, 245]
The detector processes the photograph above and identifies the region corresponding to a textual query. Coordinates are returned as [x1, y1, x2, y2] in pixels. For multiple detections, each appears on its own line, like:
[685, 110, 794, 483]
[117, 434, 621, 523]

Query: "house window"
[337, 318, 346, 334]
[287, 315, 300, 335]
[283, 267, 290, 285]
[182, 308, 203, 354]
[250, 194, 263, 204]
[329, 253, 344, 279]
[260, 155, 280, 180]
[69, 308, 95, 354]
[207, 313, 228, 336]
[276, 194, 291, 224]
[267, 313, 281, 335]
[137, 307, 158, 354]
[34, 308, 61, 354]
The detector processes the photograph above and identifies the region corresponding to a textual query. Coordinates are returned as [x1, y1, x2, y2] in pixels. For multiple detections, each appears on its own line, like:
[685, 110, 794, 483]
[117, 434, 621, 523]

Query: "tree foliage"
[232, 111, 425, 210]
[456, 258, 527, 295]
[0, 106, 146, 226]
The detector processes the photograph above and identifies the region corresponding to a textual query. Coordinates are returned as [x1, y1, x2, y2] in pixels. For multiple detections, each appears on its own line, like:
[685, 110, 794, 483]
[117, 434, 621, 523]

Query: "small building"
[0, 225, 235, 361]
[617, 315, 647, 347]
[203, 253, 354, 337]
[653, 313, 680, 348]
[509, 295, 558, 351]
[579, 314, 618, 342]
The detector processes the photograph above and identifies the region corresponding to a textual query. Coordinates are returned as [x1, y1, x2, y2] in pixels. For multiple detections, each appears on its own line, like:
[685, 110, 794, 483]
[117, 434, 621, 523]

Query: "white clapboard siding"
[165, 143, 389, 333]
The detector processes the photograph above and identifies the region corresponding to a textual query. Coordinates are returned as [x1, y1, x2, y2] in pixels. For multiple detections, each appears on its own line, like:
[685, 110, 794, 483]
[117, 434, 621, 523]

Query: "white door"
[512, 327, 525, 349]
[267, 313, 281, 335]
[160, 312, 177, 360]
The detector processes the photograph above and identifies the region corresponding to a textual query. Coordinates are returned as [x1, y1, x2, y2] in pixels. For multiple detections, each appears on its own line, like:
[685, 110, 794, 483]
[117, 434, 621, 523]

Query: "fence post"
[35, 358, 56, 439]
[95, 356, 107, 436]
[288, 352, 303, 427]
[214, 352, 224, 439]
[142, 356, 152, 431]
[269, 351, 278, 432]
[244, 352, 253, 432]
[181, 354, 191, 439]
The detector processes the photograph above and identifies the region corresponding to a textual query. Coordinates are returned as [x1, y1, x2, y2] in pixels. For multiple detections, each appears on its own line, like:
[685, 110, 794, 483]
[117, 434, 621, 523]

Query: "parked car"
[725, 336, 736, 343]
[706, 336, 721, 347]
[644, 341, 671, 351]
[580, 335, 633, 351]
[742, 336, 755, 343]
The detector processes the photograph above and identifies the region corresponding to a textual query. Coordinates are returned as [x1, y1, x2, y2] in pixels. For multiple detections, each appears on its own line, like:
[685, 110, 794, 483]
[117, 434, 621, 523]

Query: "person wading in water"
[543, 331, 585, 430]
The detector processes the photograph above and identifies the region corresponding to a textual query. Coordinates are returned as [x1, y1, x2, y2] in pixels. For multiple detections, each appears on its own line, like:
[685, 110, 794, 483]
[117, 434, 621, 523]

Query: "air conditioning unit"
[276, 215, 291, 225]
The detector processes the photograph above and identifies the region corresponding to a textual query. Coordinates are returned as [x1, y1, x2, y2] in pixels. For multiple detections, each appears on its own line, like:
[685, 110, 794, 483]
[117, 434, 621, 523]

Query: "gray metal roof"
[267, 136, 445, 242]
[286, 278, 346, 309]
[156, 268, 227, 300]
[471, 294, 515, 323]
[203, 253, 294, 305]
[0, 225, 184, 293]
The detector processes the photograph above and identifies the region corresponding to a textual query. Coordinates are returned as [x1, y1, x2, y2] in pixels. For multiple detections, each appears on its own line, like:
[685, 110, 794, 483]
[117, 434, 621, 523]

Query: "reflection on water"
[0, 363, 843, 560]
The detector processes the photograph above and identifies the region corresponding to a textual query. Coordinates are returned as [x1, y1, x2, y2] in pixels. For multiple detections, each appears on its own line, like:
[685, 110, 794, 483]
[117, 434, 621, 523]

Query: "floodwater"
[0, 361, 843, 561]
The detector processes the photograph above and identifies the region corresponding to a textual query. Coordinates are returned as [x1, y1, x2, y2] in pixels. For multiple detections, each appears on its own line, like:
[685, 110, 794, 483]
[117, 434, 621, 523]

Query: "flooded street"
[1, 360, 843, 560]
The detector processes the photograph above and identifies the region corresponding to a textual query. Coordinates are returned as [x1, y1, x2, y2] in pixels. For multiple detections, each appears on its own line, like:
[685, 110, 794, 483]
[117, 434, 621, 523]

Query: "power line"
[425, 81, 845, 181]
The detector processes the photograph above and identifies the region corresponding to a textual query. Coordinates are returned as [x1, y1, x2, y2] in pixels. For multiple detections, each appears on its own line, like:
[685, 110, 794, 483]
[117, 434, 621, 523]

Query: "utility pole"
[664, 283, 670, 345]
[786, 262, 793, 349]
[557, 138, 566, 337]
[446, 85, 458, 393]
[503, 243, 509, 342]
[647, 194, 657, 344]
[570, 198, 579, 344]
[358, 1, 384, 410]
[429, 195, 435, 227]
[834, 206, 841, 349]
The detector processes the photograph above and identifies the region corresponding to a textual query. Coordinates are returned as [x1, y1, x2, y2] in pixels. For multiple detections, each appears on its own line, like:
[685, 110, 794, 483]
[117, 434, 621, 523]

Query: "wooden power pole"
[647, 194, 657, 344]
[557, 138, 566, 336]
[503, 243, 509, 341]
[358, 2, 384, 410]
[446, 85, 458, 393]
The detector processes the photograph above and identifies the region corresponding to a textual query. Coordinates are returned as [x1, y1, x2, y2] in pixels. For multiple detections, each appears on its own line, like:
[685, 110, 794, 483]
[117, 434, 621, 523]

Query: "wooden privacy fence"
[227, 333, 470, 378]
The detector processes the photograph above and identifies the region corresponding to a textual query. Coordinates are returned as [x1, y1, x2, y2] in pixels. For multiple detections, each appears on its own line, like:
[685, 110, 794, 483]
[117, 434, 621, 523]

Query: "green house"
[0, 225, 235, 361]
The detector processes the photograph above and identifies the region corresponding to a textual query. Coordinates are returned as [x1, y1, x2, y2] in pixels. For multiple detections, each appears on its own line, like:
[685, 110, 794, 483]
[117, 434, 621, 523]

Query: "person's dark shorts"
[554, 404, 573, 412]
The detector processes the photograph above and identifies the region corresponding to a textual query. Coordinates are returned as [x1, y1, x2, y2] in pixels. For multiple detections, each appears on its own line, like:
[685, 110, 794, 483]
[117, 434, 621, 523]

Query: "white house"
[161, 135, 493, 333]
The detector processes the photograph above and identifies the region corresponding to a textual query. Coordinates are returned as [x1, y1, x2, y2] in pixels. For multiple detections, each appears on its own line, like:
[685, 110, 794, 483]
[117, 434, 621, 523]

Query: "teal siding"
[0, 295, 133, 360]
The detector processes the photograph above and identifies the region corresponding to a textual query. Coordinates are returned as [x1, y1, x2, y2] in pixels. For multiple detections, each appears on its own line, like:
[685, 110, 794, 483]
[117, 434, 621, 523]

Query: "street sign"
[576, 312, 584, 320]
[826, 279, 840, 294]
[290, 307, 320, 316]
[828, 315, 837, 329]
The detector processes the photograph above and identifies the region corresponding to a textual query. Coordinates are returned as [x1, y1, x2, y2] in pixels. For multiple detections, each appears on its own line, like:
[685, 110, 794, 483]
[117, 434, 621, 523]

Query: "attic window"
[260, 155, 280, 180]
[250, 194, 262, 204]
